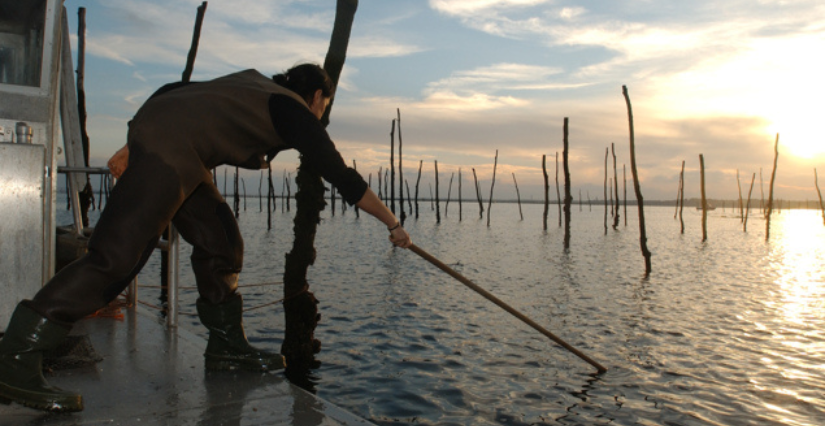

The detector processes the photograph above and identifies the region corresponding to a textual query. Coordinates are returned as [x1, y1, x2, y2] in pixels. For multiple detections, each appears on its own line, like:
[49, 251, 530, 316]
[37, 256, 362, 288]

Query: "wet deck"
[0, 307, 374, 426]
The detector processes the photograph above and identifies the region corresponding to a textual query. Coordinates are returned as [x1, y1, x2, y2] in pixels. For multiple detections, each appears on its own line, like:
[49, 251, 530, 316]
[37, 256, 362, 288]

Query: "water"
[65, 199, 825, 425]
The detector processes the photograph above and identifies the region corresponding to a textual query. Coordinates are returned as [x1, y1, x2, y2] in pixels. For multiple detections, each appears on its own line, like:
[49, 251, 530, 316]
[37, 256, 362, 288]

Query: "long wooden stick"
[408, 244, 608, 374]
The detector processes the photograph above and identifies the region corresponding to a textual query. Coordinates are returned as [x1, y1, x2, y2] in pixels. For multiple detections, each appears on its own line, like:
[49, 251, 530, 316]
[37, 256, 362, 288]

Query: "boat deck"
[0, 307, 374, 426]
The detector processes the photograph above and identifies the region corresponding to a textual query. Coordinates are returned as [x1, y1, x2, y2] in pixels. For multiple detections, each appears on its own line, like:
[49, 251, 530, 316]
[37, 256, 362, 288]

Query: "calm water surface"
[76, 200, 825, 425]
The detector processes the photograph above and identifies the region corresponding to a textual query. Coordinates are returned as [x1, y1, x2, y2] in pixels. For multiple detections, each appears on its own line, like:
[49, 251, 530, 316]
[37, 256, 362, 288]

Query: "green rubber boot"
[0, 303, 83, 412]
[196, 295, 286, 371]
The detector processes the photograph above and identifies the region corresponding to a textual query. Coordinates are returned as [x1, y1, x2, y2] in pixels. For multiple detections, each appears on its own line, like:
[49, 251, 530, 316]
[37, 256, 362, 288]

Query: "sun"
[767, 111, 825, 160]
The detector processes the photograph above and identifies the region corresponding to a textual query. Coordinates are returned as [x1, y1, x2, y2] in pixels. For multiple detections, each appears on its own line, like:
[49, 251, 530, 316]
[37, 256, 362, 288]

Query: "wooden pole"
[622, 85, 651, 275]
[486, 150, 498, 227]
[542, 155, 549, 231]
[679, 160, 685, 234]
[445, 172, 454, 217]
[700, 154, 708, 242]
[737, 169, 743, 222]
[603, 147, 608, 235]
[353, 160, 360, 218]
[435, 160, 441, 224]
[472, 168, 484, 219]
[815, 168, 825, 226]
[512, 173, 524, 221]
[555, 152, 562, 227]
[398, 109, 405, 225]
[415, 160, 422, 219]
[408, 244, 608, 374]
[182, 1, 207, 83]
[390, 119, 396, 215]
[458, 168, 463, 222]
[612, 143, 620, 229]
[744, 173, 756, 232]
[766, 133, 779, 241]
[377, 166, 383, 201]
[563, 117, 572, 249]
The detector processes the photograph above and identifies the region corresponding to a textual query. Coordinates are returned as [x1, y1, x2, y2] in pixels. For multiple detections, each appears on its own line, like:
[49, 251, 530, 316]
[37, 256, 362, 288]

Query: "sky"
[61, 0, 825, 202]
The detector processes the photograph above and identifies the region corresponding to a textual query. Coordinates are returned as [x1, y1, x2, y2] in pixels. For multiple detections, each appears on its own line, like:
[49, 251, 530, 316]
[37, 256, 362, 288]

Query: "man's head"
[273, 64, 334, 119]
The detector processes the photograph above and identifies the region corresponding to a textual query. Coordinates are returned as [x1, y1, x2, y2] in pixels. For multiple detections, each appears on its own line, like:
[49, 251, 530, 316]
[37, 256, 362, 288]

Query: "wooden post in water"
[612, 143, 620, 229]
[397, 109, 405, 225]
[679, 160, 685, 234]
[283, 0, 357, 371]
[512, 173, 524, 221]
[623, 164, 628, 226]
[445, 172, 454, 217]
[435, 160, 441, 224]
[555, 152, 562, 227]
[744, 173, 755, 232]
[603, 148, 608, 235]
[472, 168, 484, 219]
[233, 167, 239, 218]
[415, 160, 422, 219]
[267, 167, 273, 230]
[458, 169, 463, 222]
[765, 133, 779, 241]
[390, 119, 396, 215]
[562, 117, 572, 249]
[487, 150, 498, 227]
[377, 166, 383, 201]
[815, 168, 825, 226]
[405, 180, 413, 215]
[737, 169, 743, 222]
[76, 7, 94, 224]
[622, 85, 652, 275]
[542, 155, 549, 230]
[700, 154, 708, 242]
[353, 160, 360, 218]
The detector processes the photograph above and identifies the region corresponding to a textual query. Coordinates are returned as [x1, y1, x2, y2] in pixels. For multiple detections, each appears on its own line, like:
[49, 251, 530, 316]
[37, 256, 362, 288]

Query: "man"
[0, 64, 411, 412]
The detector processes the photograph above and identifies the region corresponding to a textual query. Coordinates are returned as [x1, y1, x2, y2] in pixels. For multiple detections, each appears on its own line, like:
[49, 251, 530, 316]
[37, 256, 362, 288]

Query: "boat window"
[0, 0, 47, 87]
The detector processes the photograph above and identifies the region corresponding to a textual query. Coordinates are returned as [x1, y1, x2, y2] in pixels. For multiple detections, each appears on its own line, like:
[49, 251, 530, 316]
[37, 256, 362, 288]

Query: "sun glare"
[767, 113, 825, 160]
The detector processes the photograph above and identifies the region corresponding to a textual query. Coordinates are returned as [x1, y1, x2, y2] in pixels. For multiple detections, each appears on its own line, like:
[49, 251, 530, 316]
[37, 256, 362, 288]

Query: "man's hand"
[107, 145, 129, 179]
[389, 224, 412, 248]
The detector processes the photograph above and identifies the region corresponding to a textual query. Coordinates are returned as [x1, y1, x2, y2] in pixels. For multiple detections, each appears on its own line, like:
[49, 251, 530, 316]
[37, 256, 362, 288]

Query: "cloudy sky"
[63, 0, 825, 202]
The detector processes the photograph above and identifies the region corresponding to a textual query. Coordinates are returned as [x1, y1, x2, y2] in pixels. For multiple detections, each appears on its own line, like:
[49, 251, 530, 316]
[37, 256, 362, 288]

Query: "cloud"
[430, 0, 553, 15]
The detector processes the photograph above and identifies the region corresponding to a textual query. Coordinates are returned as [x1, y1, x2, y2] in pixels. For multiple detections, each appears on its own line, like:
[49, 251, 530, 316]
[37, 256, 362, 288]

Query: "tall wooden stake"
[816, 168, 825, 226]
[512, 173, 524, 221]
[622, 85, 651, 275]
[744, 173, 756, 232]
[700, 154, 708, 242]
[562, 118, 572, 249]
[415, 160, 422, 219]
[472, 168, 484, 219]
[765, 133, 779, 241]
[486, 150, 498, 227]
[397, 109, 405, 225]
[611, 143, 620, 229]
[435, 160, 441, 224]
[679, 160, 685, 234]
[542, 155, 549, 231]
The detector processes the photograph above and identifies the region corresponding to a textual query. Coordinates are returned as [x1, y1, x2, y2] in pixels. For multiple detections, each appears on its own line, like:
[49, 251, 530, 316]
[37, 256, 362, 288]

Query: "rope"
[134, 282, 309, 316]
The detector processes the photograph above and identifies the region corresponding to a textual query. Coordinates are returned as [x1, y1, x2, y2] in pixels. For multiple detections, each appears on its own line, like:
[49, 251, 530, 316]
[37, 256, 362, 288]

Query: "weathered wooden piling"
[555, 152, 561, 227]
[415, 160, 423, 219]
[282, 0, 357, 371]
[390, 120, 396, 214]
[563, 117, 572, 249]
[377, 166, 383, 201]
[744, 173, 755, 232]
[435, 160, 441, 224]
[486, 150, 498, 227]
[445, 172, 455, 217]
[700, 154, 708, 242]
[458, 169, 463, 222]
[679, 160, 685, 234]
[737, 169, 743, 222]
[542, 155, 549, 231]
[765, 133, 779, 241]
[622, 85, 651, 275]
[611, 143, 620, 230]
[76, 7, 94, 225]
[603, 148, 608, 235]
[512, 173, 524, 221]
[472, 168, 484, 219]
[397, 109, 405, 225]
[815, 168, 825, 226]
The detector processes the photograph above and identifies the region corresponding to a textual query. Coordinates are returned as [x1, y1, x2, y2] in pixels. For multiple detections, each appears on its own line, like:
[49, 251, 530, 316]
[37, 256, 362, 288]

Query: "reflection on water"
[70, 202, 825, 425]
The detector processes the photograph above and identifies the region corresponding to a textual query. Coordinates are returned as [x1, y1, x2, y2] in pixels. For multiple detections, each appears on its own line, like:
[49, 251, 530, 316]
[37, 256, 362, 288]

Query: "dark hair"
[272, 63, 335, 105]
